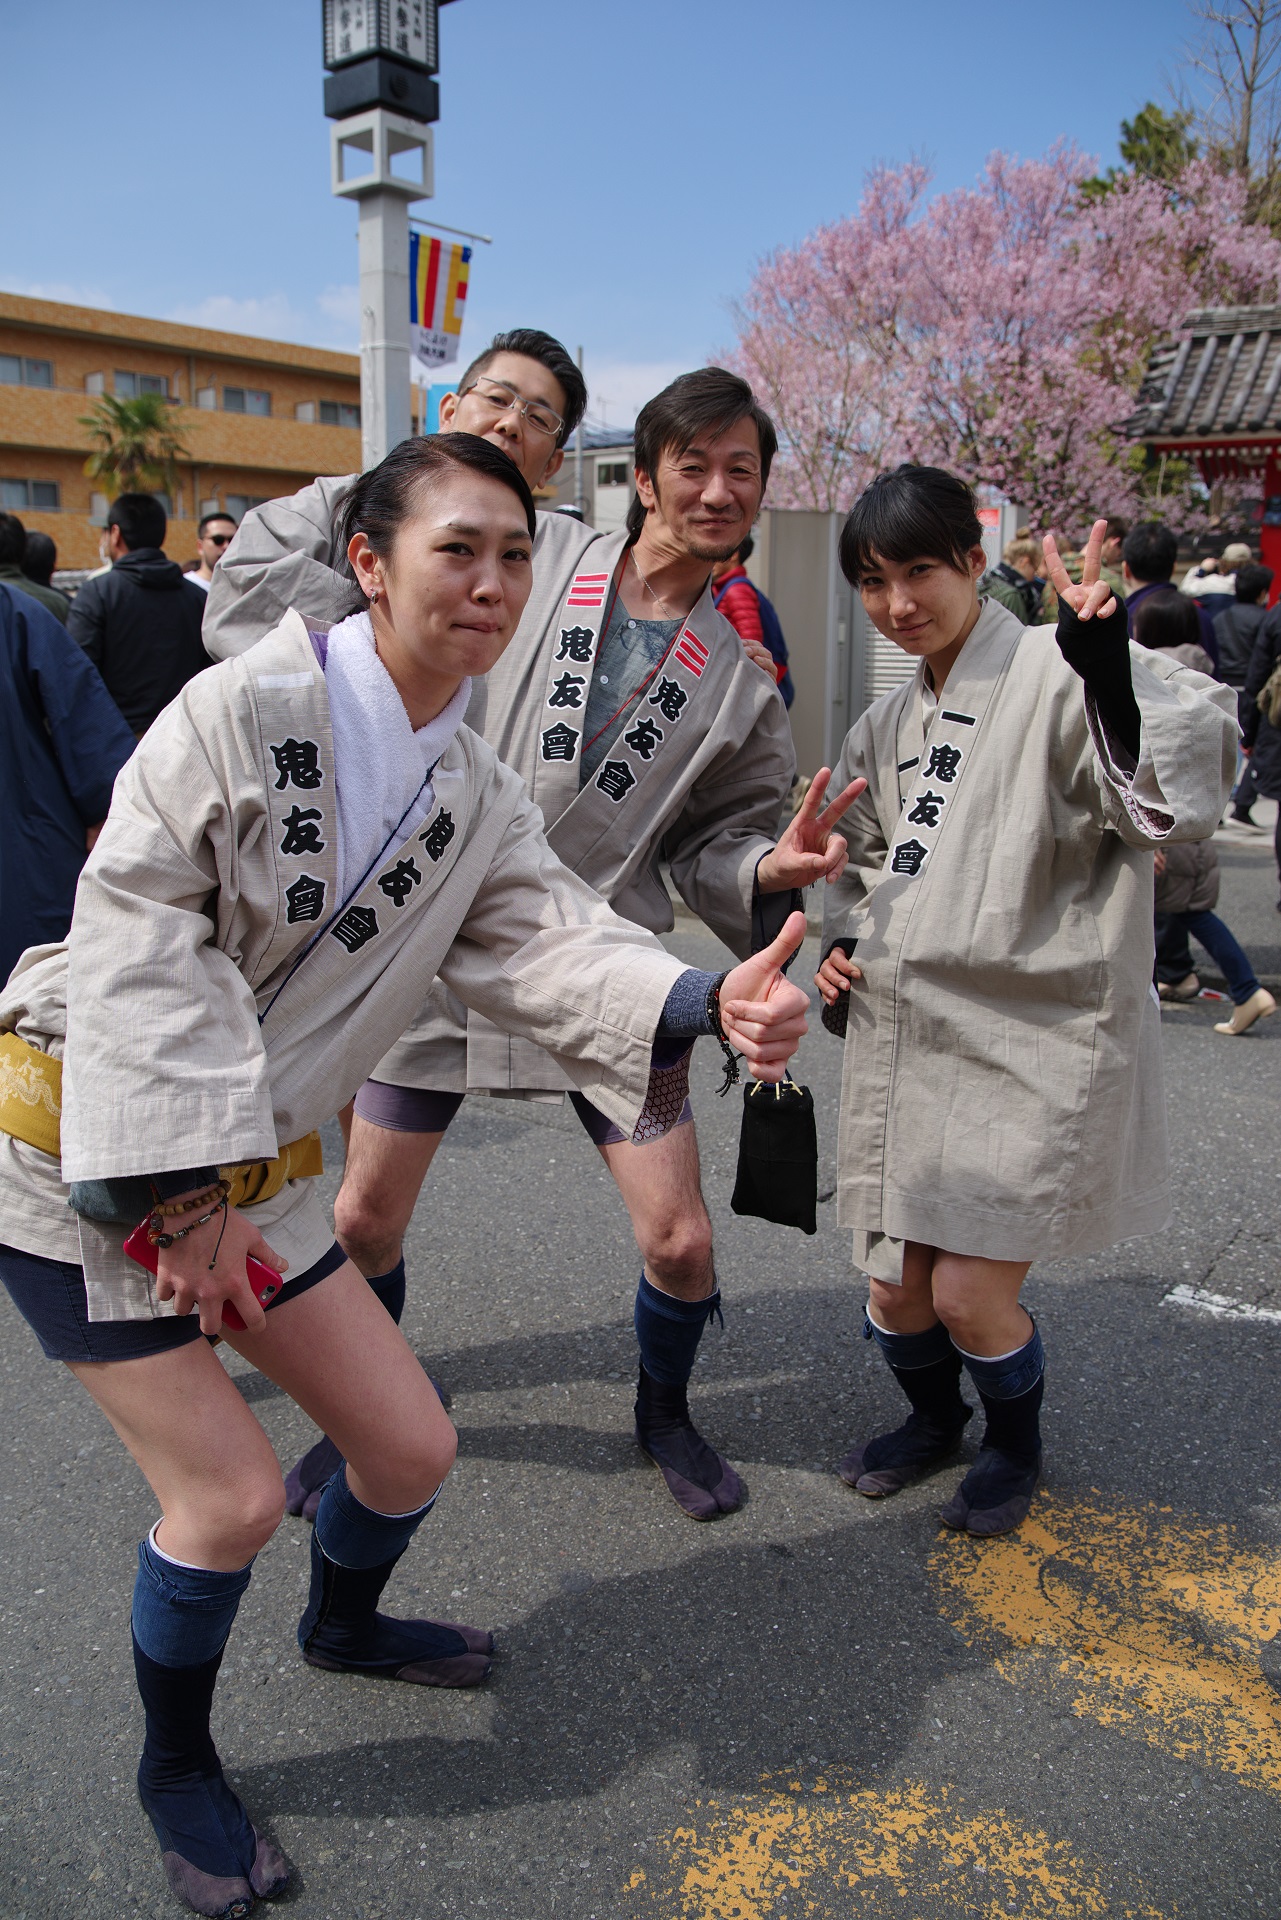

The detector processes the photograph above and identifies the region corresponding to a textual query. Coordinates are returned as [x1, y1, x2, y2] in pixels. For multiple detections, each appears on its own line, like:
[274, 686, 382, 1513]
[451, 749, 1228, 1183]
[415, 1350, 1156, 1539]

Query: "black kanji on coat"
[377, 857, 422, 907]
[648, 675, 688, 723]
[890, 838, 929, 876]
[556, 625, 595, 663]
[284, 873, 326, 924]
[419, 808, 456, 861]
[924, 742, 963, 784]
[279, 804, 326, 855]
[623, 715, 664, 761]
[548, 672, 587, 710]
[330, 905, 379, 952]
[269, 737, 324, 791]
[906, 788, 947, 828]
[540, 721, 579, 762]
[596, 759, 637, 803]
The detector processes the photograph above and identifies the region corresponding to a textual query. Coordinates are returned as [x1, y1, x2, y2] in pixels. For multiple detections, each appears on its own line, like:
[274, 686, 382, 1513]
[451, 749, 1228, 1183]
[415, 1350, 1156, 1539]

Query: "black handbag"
[730, 1073, 818, 1235]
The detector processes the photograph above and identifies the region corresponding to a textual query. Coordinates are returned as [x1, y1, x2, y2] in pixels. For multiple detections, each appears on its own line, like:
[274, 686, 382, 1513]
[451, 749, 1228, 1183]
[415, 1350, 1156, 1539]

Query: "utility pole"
[321, 1, 458, 470]
[575, 344, 585, 517]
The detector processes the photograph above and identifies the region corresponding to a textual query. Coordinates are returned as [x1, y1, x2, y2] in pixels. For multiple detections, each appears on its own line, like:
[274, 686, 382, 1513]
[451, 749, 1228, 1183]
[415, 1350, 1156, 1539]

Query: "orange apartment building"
[0, 291, 367, 571]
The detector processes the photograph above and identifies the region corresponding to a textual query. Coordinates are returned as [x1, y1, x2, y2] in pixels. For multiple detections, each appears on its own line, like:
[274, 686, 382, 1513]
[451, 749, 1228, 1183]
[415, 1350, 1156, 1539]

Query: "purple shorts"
[353, 1037, 695, 1149]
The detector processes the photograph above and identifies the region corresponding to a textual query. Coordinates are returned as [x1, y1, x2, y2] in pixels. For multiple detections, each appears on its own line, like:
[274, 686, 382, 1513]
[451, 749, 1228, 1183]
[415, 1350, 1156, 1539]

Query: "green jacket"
[0, 564, 70, 626]
[978, 569, 1028, 624]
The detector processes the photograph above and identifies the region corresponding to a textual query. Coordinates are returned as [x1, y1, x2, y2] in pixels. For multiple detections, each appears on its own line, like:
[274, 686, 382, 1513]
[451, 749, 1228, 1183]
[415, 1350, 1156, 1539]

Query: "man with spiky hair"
[206, 354, 855, 1522]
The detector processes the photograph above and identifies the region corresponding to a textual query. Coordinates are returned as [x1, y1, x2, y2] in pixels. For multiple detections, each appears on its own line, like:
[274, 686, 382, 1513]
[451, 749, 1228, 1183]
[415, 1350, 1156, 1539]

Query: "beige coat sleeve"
[662, 681, 796, 960]
[203, 476, 356, 660]
[60, 722, 278, 1184]
[1088, 644, 1237, 848]
[819, 710, 891, 954]
[438, 790, 688, 1132]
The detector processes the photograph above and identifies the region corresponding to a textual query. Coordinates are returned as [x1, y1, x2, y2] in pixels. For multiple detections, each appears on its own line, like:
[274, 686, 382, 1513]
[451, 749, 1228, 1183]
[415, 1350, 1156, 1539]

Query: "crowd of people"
[0, 329, 1251, 1916]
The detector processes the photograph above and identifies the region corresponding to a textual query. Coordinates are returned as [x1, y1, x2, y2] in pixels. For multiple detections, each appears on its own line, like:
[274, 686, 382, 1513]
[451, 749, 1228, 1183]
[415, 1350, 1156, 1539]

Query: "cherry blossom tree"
[727, 145, 1281, 536]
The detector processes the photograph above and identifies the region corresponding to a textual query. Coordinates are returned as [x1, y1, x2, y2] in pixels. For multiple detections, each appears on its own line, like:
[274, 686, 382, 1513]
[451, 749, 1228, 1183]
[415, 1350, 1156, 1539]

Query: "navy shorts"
[0, 1239, 348, 1364]
[353, 1036, 696, 1150]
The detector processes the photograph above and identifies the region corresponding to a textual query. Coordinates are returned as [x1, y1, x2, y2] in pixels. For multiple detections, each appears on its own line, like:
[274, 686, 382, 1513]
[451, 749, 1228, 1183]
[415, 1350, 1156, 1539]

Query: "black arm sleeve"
[1054, 597, 1140, 763]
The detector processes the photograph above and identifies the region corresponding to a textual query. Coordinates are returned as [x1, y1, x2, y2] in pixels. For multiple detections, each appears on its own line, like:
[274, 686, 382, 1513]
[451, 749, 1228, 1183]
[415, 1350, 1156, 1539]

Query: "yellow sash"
[0, 1033, 322, 1202]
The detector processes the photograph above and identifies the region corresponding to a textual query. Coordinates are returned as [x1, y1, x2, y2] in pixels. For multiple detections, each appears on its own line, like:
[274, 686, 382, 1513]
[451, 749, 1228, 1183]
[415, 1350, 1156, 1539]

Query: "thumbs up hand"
[717, 910, 811, 1081]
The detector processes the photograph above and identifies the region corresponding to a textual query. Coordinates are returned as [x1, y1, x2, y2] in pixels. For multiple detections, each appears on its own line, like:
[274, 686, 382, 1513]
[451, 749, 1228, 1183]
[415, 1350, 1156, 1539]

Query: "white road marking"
[1163, 1283, 1281, 1324]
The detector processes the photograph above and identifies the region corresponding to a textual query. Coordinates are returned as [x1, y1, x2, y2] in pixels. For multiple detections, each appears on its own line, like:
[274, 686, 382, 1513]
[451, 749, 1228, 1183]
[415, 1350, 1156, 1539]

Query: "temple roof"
[1124, 306, 1281, 445]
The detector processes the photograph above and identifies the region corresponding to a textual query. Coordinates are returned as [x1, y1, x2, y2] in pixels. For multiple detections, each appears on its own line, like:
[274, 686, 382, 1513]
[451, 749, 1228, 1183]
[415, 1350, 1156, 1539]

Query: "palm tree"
[79, 390, 190, 501]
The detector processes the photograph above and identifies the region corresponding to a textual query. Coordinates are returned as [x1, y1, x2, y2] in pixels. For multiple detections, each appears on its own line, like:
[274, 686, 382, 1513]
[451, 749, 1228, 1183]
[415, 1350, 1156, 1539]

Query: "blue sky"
[3, 0, 1192, 426]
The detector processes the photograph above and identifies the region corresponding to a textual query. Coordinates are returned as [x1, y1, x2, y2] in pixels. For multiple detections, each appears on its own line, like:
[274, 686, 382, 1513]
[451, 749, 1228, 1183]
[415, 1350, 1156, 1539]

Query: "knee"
[361, 1414, 457, 1513]
[334, 1184, 396, 1269]
[930, 1272, 983, 1351]
[639, 1207, 714, 1287]
[198, 1468, 286, 1565]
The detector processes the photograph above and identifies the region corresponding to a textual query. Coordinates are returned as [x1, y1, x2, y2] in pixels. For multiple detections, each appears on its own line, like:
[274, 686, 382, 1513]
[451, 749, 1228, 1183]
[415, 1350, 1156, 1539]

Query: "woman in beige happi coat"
[817, 465, 1236, 1538]
[0, 435, 809, 1919]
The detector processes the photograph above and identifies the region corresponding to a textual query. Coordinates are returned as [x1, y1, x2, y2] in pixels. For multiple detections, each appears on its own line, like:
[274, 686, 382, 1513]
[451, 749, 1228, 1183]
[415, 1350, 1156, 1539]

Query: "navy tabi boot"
[632, 1275, 742, 1520]
[133, 1639, 288, 1919]
[298, 1466, 491, 1687]
[941, 1326, 1044, 1536]
[839, 1316, 972, 1496]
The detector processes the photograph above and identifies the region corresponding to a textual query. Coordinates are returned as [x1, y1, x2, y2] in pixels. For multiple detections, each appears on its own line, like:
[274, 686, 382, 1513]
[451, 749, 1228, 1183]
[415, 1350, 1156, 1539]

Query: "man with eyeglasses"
[184, 511, 239, 593]
[205, 349, 846, 1525]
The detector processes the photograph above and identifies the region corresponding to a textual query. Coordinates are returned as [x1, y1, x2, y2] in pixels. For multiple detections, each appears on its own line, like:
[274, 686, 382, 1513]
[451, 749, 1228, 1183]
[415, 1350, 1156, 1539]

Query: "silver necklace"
[629, 550, 681, 620]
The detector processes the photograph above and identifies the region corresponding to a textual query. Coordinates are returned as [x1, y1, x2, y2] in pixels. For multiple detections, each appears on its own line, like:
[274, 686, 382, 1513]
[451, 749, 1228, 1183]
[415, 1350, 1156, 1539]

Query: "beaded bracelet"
[146, 1198, 227, 1250]
[705, 972, 741, 1097]
[149, 1178, 230, 1220]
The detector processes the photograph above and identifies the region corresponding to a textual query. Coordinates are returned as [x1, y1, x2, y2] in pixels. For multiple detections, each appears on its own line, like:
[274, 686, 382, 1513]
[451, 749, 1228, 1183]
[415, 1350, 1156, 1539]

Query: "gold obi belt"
[0, 1033, 323, 1206]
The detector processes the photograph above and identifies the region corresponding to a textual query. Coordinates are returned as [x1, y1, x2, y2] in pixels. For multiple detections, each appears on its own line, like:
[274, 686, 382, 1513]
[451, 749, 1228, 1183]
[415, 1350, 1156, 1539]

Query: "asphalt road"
[3, 834, 1281, 1920]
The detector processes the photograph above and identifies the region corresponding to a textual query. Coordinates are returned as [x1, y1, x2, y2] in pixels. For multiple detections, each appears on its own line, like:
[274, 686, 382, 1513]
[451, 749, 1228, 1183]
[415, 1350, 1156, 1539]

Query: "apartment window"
[85, 371, 105, 395]
[196, 387, 217, 410]
[1, 479, 60, 511]
[319, 400, 361, 429]
[295, 401, 316, 423]
[597, 461, 629, 487]
[223, 494, 269, 520]
[114, 370, 169, 398]
[0, 355, 53, 388]
[223, 387, 271, 416]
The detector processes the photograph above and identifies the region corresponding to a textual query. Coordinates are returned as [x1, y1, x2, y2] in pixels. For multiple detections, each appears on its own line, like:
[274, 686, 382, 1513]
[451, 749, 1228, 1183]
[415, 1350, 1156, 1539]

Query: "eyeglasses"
[459, 375, 563, 442]
[208, 533, 233, 547]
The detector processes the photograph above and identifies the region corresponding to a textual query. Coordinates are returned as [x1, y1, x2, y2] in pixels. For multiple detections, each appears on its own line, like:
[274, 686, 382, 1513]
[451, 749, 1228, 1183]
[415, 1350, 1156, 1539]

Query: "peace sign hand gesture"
[756, 766, 868, 893]
[1043, 519, 1118, 623]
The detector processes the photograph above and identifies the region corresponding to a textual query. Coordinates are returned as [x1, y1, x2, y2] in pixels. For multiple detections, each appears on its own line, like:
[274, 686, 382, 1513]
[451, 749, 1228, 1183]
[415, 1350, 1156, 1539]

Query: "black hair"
[736, 534, 755, 564]
[1130, 588, 1203, 652]
[1121, 520, 1177, 584]
[1235, 561, 1274, 603]
[456, 328, 586, 447]
[199, 510, 238, 538]
[838, 464, 983, 586]
[335, 433, 536, 604]
[1104, 516, 1129, 543]
[0, 512, 25, 568]
[625, 368, 776, 541]
[108, 492, 167, 550]
[22, 530, 56, 585]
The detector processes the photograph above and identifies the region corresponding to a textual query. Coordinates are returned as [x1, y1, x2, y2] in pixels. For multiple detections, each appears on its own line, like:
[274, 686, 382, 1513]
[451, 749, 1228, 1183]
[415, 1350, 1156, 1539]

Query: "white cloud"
[166, 292, 307, 340]
[579, 356, 690, 430]
[316, 282, 359, 342]
[4, 276, 121, 310]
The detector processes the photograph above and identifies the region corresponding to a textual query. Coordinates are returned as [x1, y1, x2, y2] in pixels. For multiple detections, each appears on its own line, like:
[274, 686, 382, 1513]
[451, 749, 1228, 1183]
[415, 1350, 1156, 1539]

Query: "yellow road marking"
[931, 1495, 1281, 1792]
[625, 1776, 1166, 1917]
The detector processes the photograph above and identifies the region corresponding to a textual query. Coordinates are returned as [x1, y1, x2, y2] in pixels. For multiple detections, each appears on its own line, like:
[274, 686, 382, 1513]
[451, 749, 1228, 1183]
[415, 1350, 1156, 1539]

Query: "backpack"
[1258, 659, 1281, 728]
[714, 574, 795, 707]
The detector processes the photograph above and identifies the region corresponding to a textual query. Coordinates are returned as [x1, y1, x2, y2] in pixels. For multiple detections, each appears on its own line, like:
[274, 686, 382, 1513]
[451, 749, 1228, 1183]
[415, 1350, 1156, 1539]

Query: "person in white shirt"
[186, 512, 238, 592]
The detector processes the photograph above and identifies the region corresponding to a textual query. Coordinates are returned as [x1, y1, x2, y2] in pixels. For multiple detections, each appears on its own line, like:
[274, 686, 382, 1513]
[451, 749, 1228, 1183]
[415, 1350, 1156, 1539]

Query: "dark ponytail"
[839, 464, 984, 586]
[335, 433, 537, 607]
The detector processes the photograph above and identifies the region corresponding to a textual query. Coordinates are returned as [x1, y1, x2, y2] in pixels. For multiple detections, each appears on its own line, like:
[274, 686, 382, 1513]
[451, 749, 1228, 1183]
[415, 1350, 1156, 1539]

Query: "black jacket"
[1240, 606, 1281, 801]
[66, 548, 210, 733]
[1213, 601, 1268, 689]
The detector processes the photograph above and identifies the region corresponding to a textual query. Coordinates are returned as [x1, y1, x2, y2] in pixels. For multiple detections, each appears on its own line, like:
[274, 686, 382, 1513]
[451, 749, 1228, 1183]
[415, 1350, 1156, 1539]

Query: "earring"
[369, 586, 380, 604]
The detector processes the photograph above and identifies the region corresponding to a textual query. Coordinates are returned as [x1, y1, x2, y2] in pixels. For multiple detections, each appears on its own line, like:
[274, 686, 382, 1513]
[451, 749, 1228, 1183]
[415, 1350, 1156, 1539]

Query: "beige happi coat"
[0, 613, 688, 1319]
[820, 601, 1237, 1280]
[205, 484, 796, 1096]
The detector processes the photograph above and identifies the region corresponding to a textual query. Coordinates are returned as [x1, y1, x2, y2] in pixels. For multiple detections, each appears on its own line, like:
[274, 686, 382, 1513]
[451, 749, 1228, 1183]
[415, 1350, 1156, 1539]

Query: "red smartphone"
[122, 1220, 283, 1329]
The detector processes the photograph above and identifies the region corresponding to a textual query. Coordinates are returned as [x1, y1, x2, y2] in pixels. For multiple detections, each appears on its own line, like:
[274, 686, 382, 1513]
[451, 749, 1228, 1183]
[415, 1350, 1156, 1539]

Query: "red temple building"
[1125, 304, 1281, 593]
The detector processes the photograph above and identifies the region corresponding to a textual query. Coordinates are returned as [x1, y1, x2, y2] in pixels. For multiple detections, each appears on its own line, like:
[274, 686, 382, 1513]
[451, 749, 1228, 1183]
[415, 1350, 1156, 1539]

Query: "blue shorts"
[353, 1037, 696, 1150]
[0, 1239, 348, 1364]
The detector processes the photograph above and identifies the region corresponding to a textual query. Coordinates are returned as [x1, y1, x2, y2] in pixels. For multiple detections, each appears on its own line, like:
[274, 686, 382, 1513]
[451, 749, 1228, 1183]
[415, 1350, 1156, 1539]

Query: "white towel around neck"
[323, 610, 471, 898]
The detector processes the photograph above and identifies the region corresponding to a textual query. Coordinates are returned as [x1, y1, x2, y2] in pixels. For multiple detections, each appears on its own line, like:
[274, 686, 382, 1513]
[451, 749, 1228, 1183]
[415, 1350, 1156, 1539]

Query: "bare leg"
[929, 1251, 1032, 1356]
[596, 1118, 714, 1301]
[334, 1115, 448, 1278]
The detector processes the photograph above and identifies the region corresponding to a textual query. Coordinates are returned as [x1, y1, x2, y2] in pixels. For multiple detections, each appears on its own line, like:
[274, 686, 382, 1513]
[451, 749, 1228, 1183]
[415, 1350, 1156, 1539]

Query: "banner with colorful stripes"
[410, 232, 472, 370]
